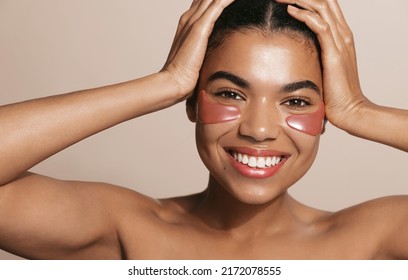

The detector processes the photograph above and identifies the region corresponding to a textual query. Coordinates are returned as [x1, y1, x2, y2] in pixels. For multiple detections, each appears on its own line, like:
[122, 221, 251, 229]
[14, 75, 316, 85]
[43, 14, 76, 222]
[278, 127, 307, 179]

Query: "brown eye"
[217, 90, 243, 100]
[284, 98, 310, 107]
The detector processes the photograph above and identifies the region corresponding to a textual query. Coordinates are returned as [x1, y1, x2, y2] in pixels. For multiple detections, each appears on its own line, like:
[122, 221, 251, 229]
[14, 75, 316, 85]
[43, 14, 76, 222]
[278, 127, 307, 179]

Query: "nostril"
[238, 118, 281, 142]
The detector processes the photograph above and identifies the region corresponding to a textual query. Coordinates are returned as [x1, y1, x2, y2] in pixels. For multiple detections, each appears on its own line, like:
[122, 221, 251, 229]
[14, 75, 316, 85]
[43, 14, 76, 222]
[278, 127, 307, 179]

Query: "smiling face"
[189, 31, 323, 204]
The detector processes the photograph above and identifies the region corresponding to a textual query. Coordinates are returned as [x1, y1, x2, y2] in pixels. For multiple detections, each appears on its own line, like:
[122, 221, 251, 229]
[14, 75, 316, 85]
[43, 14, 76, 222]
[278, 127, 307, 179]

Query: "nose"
[238, 99, 281, 142]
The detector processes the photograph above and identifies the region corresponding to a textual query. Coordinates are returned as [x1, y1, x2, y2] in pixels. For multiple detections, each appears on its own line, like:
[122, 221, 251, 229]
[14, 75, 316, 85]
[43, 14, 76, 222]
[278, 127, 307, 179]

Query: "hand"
[161, 0, 235, 100]
[276, 0, 368, 129]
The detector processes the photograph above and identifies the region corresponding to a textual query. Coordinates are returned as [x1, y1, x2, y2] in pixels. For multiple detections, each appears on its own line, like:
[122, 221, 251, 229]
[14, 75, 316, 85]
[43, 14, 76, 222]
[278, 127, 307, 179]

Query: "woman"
[0, 0, 407, 259]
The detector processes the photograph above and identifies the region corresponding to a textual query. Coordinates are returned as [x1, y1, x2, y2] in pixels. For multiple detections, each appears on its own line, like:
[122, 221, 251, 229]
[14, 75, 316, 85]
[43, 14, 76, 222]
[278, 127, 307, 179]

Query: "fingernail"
[287, 5, 298, 12]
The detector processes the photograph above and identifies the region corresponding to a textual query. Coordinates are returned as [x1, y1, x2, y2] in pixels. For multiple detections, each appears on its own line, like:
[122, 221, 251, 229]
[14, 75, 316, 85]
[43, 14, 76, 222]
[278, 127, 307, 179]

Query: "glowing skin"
[197, 91, 241, 124]
[286, 102, 325, 136]
[193, 32, 323, 204]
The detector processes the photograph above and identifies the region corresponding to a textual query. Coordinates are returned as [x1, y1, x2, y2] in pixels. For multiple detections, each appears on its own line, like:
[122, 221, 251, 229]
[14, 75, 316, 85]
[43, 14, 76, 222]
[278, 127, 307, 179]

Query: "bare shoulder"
[332, 195, 408, 259]
[0, 172, 164, 259]
[334, 195, 408, 226]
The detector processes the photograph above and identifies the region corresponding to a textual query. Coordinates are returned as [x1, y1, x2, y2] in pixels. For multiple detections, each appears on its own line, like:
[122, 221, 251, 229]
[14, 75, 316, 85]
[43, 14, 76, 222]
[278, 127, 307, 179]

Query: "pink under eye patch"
[285, 102, 325, 136]
[197, 91, 241, 124]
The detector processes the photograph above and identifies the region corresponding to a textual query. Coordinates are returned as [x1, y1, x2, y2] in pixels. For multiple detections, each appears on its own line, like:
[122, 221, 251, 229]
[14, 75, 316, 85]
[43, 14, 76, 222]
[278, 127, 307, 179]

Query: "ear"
[186, 97, 197, 123]
[321, 118, 327, 135]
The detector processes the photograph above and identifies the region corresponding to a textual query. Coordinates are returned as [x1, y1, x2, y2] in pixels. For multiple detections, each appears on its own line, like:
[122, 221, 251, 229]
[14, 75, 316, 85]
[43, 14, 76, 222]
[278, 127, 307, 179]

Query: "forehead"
[201, 31, 322, 88]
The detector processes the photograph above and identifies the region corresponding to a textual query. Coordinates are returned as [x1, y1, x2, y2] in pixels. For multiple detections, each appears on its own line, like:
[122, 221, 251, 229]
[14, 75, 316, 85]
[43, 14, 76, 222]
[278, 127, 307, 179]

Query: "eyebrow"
[207, 70, 320, 95]
[279, 80, 321, 95]
[207, 71, 250, 88]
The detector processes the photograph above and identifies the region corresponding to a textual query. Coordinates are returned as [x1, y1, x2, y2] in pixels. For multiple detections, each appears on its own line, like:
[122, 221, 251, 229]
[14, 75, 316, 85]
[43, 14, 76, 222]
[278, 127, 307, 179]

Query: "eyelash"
[282, 97, 311, 108]
[214, 91, 311, 108]
[215, 89, 244, 100]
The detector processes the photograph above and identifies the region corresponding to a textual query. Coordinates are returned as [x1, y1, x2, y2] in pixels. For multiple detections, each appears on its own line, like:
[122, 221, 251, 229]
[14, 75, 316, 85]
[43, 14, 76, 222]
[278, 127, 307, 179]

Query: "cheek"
[197, 91, 241, 124]
[195, 121, 237, 175]
[285, 102, 325, 136]
[282, 103, 324, 165]
[283, 125, 320, 180]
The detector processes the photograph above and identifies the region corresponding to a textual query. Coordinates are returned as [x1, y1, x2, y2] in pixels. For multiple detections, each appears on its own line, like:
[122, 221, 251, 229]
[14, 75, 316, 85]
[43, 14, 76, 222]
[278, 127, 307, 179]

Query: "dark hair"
[207, 0, 320, 53]
[187, 0, 321, 107]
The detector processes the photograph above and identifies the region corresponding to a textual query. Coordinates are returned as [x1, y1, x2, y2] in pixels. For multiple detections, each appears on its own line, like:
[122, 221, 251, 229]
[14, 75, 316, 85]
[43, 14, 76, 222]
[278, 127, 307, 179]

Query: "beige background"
[0, 0, 407, 259]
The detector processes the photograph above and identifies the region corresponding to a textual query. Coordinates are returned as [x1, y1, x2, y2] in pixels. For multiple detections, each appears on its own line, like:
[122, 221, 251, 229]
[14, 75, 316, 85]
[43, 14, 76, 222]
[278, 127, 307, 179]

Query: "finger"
[165, 0, 234, 72]
[277, 0, 348, 29]
[275, 0, 317, 12]
[190, 0, 200, 8]
[324, 0, 357, 68]
[283, 0, 357, 70]
[173, 0, 213, 50]
[326, 0, 349, 28]
[293, 0, 345, 47]
[326, 0, 355, 50]
[170, 0, 234, 60]
[282, 0, 346, 52]
[164, 0, 235, 95]
[184, 0, 235, 57]
[187, 0, 213, 25]
[171, 0, 214, 51]
[287, 5, 338, 56]
[175, 0, 208, 39]
[193, 0, 235, 34]
[166, 0, 211, 64]
[177, 0, 235, 56]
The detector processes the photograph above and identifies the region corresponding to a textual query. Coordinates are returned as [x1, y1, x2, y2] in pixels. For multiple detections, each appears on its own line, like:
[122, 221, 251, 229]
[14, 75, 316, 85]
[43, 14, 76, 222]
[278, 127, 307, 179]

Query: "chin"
[222, 179, 290, 205]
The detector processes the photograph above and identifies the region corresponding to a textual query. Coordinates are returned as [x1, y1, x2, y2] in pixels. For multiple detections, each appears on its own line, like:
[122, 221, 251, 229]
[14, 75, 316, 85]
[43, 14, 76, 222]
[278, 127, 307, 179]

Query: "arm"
[340, 102, 408, 152]
[0, 74, 182, 186]
[0, 0, 235, 259]
[0, 74, 179, 186]
[276, 0, 408, 152]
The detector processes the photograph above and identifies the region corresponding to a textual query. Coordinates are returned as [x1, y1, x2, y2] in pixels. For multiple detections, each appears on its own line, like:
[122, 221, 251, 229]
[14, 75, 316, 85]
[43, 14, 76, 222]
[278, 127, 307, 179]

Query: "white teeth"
[238, 153, 243, 163]
[248, 157, 257, 168]
[242, 155, 249, 165]
[265, 157, 272, 167]
[232, 152, 282, 169]
[257, 157, 266, 168]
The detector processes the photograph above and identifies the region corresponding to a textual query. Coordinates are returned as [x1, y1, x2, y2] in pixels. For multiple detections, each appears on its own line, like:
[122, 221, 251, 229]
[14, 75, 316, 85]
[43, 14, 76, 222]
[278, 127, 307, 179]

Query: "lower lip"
[227, 153, 285, 179]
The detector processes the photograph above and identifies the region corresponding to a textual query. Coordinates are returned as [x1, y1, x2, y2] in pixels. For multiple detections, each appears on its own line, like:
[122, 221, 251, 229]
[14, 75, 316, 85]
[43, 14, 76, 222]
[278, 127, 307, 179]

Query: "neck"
[193, 176, 299, 238]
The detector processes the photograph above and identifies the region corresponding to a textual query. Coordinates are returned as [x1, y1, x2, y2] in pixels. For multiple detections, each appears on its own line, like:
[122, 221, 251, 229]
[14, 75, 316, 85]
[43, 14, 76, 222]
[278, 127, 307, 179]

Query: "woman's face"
[190, 31, 323, 204]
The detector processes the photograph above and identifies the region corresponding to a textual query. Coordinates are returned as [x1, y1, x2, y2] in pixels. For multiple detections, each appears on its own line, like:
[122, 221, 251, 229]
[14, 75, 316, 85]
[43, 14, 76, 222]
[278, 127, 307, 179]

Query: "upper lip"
[225, 147, 291, 158]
